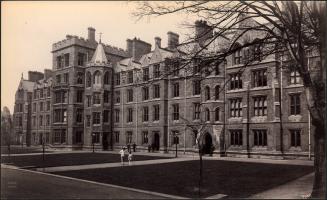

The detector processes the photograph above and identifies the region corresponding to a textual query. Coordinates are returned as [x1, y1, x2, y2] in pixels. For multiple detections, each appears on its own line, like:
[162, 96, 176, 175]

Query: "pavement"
[1, 149, 315, 199]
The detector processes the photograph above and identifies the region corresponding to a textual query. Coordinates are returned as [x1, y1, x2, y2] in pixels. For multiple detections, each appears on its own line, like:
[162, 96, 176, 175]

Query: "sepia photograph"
[1, 1, 326, 199]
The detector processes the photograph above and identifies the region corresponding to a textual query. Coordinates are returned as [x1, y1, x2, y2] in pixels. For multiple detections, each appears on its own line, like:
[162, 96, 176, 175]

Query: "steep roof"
[90, 42, 108, 64]
[18, 79, 35, 92]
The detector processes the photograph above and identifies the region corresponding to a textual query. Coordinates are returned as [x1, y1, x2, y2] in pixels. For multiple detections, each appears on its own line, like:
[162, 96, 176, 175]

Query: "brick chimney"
[88, 27, 96, 42]
[126, 37, 152, 60]
[155, 37, 161, 48]
[195, 20, 213, 44]
[167, 31, 179, 50]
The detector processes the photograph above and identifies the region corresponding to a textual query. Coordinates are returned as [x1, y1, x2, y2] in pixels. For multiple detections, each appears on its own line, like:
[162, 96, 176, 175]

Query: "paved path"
[35, 157, 194, 172]
[1, 167, 186, 199]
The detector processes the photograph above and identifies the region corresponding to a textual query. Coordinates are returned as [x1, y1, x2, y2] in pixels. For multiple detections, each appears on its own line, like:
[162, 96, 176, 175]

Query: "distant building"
[13, 20, 319, 159]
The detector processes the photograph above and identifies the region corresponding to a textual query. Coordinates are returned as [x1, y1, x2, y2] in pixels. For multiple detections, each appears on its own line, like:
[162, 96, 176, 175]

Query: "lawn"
[1, 152, 170, 168]
[1, 146, 52, 155]
[53, 160, 314, 198]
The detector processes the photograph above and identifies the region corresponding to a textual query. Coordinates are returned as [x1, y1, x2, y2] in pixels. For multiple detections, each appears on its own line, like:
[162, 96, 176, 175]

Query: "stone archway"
[202, 132, 213, 154]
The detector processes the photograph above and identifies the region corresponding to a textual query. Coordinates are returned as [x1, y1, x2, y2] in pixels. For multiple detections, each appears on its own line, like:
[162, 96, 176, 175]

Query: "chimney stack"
[155, 37, 161, 48]
[88, 27, 96, 42]
[195, 20, 213, 44]
[126, 37, 152, 60]
[167, 31, 179, 50]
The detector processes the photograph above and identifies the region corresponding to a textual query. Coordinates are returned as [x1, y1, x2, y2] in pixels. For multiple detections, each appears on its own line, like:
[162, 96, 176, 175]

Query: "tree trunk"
[311, 121, 326, 198]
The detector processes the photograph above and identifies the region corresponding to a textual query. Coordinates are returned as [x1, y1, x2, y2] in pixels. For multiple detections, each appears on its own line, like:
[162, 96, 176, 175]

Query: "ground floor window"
[54, 129, 66, 144]
[114, 131, 119, 143]
[74, 131, 83, 144]
[45, 132, 50, 144]
[230, 130, 243, 146]
[253, 129, 267, 146]
[290, 129, 301, 147]
[126, 131, 132, 144]
[142, 131, 148, 144]
[92, 132, 100, 143]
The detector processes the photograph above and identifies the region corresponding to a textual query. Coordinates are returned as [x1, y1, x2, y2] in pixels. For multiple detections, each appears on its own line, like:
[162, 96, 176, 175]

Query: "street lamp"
[173, 134, 179, 158]
[92, 133, 95, 153]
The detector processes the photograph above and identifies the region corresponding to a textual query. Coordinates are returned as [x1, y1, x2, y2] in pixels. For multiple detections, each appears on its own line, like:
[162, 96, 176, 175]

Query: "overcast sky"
[1, 1, 196, 113]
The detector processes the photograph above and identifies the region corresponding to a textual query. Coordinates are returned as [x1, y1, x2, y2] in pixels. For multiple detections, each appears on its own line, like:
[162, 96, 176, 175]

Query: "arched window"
[252, 38, 262, 61]
[215, 85, 220, 100]
[205, 108, 210, 122]
[93, 71, 101, 86]
[86, 72, 91, 87]
[77, 72, 83, 84]
[104, 71, 110, 85]
[215, 107, 220, 121]
[205, 86, 210, 101]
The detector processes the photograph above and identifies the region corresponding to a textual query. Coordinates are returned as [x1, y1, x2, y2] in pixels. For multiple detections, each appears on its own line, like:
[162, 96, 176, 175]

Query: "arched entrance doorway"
[202, 133, 213, 154]
[153, 132, 160, 151]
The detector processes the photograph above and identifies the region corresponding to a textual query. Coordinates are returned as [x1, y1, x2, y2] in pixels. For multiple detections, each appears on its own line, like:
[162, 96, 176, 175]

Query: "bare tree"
[133, 1, 326, 198]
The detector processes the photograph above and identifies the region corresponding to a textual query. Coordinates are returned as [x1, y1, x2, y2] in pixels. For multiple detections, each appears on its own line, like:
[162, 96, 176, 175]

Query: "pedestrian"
[119, 147, 126, 165]
[133, 142, 136, 152]
[127, 143, 131, 153]
[128, 151, 133, 166]
[148, 144, 151, 153]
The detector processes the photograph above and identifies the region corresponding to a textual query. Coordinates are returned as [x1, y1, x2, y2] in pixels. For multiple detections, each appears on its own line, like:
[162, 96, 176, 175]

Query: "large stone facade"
[13, 21, 318, 159]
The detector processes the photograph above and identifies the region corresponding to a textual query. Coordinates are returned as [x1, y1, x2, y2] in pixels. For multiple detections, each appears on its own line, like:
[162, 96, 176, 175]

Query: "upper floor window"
[127, 108, 133, 122]
[142, 87, 149, 101]
[153, 84, 160, 99]
[86, 72, 91, 87]
[253, 129, 267, 146]
[103, 90, 110, 103]
[115, 91, 120, 104]
[252, 69, 267, 87]
[76, 109, 83, 123]
[115, 109, 120, 123]
[77, 72, 83, 84]
[290, 94, 301, 115]
[143, 107, 149, 122]
[205, 108, 210, 122]
[193, 58, 201, 74]
[205, 86, 210, 101]
[230, 98, 242, 117]
[77, 53, 86, 66]
[128, 71, 133, 84]
[76, 90, 83, 103]
[230, 73, 242, 90]
[172, 61, 179, 76]
[115, 73, 121, 85]
[86, 95, 91, 107]
[64, 53, 70, 67]
[103, 110, 110, 123]
[127, 89, 133, 102]
[290, 69, 301, 85]
[172, 104, 179, 120]
[215, 85, 220, 100]
[93, 112, 101, 125]
[230, 130, 242, 146]
[215, 107, 220, 121]
[104, 71, 110, 85]
[193, 80, 201, 95]
[253, 96, 267, 116]
[233, 44, 242, 65]
[40, 90, 44, 98]
[57, 56, 63, 69]
[290, 129, 301, 147]
[172, 82, 179, 97]
[64, 73, 69, 84]
[153, 105, 160, 121]
[153, 64, 160, 78]
[93, 71, 101, 86]
[46, 101, 50, 111]
[194, 103, 200, 120]
[56, 74, 61, 84]
[86, 115, 91, 127]
[93, 93, 101, 105]
[143, 67, 149, 81]
[40, 102, 44, 111]
[47, 88, 51, 97]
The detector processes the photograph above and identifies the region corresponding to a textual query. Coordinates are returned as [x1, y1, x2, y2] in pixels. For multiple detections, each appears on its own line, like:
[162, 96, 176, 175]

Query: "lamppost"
[92, 133, 95, 153]
[173, 133, 179, 158]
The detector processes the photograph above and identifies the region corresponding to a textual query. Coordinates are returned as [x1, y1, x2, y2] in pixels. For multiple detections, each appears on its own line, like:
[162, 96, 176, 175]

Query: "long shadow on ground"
[1, 153, 170, 168]
[53, 160, 313, 199]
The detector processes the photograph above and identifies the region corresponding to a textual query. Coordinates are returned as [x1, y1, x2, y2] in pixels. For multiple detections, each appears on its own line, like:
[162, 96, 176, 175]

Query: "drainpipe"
[246, 83, 250, 158]
[307, 57, 311, 160]
[279, 56, 284, 156]
[184, 69, 187, 154]
[167, 77, 171, 153]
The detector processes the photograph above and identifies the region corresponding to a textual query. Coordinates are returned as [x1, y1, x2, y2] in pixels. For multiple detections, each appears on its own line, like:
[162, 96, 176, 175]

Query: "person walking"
[119, 147, 126, 165]
[128, 151, 133, 166]
[133, 142, 136, 152]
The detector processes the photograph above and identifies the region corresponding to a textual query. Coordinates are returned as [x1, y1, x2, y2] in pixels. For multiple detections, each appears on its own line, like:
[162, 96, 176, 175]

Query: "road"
[1, 167, 169, 199]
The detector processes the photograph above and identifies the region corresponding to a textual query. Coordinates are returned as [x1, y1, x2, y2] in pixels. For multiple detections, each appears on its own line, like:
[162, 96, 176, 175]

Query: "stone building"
[13, 21, 317, 159]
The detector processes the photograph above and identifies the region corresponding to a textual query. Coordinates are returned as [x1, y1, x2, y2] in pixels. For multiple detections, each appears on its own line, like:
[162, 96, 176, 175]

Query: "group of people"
[119, 147, 133, 166]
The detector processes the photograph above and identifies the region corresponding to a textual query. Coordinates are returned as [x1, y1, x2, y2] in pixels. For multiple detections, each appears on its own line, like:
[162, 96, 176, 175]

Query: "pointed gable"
[91, 42, 108, 64]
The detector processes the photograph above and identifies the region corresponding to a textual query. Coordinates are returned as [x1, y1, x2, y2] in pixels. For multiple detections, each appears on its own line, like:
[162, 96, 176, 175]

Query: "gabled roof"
[18, 79, 35, 92]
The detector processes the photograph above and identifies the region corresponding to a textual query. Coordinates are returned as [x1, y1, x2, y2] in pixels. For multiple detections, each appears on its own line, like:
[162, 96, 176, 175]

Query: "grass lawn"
[1, 152, 169, 168]
[1, 146, 52, 155]
[53, 160, 313, 198]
